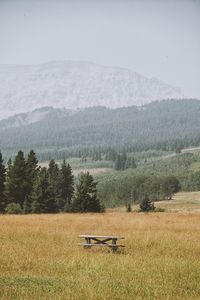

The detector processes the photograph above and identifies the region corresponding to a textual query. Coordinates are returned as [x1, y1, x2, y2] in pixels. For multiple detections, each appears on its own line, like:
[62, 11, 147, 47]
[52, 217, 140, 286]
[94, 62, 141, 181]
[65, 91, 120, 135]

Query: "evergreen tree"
[72, 172, 102, 212]
[7, 158, 12, 172]
[114, 154, 122, 170]
[3, 158, 12, 210]
[48, 159, 59, 201]
[114, 152, 129, 170]
[24, 150, 39, 213]
[4, 151, 27, 208]
[0, 151, 6, 212]
[31, 168, 57, 213]
[175, 147, 182, 154]
[57, 160, 74, 211]
[48, 159, 59, 181]
[130, 157, 137, 168]
[121, 151, 127, 170]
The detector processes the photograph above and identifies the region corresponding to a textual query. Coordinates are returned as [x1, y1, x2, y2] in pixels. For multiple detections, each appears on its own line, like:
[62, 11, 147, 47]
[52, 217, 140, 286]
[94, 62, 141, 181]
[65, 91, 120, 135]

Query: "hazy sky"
[0, 0, 199, 98]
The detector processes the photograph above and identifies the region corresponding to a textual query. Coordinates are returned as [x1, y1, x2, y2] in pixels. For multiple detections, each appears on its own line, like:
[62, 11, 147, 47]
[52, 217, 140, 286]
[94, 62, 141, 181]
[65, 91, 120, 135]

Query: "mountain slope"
[1, 99, 200, 158]
[0, 61, 182, 119]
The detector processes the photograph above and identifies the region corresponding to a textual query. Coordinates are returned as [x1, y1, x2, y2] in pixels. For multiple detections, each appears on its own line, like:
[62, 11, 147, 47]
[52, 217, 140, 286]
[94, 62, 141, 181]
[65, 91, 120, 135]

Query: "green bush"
[5, 203, 23, 214]
[139, 195, 155, 212]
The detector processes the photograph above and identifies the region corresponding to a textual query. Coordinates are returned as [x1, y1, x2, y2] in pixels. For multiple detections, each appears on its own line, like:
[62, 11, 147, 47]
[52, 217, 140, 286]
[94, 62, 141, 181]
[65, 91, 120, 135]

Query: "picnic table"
[78, 235, 125, 252]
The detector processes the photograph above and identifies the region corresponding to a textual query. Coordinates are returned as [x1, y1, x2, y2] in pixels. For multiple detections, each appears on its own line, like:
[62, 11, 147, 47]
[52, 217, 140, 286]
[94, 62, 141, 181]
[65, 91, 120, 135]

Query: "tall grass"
[0, 212, 200, 299]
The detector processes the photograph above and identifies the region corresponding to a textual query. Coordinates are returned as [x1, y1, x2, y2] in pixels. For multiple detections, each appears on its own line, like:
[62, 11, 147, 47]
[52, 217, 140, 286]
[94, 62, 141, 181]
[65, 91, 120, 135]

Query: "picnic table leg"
[111, 238, 118, 252]
[84, 237, 92, 249]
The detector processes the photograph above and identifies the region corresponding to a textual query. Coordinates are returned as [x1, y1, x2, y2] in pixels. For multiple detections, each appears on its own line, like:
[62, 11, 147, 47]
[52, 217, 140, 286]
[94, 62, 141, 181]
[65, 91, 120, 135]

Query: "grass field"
[1, 202, 200, 299]
[156, 192, 200, 212]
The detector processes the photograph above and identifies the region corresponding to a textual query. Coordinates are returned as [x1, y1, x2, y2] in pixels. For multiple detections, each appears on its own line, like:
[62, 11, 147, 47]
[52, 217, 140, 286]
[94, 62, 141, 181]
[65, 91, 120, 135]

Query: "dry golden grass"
[0, 210, 200, 299]
[156, 192, 200, 212]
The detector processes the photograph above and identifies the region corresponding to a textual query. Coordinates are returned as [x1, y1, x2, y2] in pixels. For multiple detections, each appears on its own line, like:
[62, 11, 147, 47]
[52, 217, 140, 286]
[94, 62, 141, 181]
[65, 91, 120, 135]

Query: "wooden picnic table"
[78, 235, 125, 252]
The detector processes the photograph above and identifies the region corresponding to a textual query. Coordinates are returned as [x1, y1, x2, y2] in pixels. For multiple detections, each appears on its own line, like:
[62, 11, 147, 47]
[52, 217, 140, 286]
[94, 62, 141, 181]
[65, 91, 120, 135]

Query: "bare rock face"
[0, 61, 183, 119]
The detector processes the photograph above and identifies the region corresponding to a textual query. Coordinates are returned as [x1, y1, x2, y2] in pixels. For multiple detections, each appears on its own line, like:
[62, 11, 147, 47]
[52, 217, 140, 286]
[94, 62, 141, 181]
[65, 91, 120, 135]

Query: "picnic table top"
[79, 235, 125, 239]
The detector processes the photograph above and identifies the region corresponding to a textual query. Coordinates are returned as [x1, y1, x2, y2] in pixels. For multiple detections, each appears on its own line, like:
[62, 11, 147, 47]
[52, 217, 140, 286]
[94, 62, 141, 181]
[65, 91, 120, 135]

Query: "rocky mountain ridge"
[0, 61, 183, 119]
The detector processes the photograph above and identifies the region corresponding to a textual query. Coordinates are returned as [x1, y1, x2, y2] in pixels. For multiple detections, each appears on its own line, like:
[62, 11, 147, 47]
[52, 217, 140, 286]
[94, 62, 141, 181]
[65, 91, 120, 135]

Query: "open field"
[156, 192, 200, 212]
[1, 210, 200, 299]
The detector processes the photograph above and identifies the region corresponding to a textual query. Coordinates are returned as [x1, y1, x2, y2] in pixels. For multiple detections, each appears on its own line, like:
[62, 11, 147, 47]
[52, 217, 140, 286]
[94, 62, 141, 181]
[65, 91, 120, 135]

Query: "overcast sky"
[0, 0, 199, 98]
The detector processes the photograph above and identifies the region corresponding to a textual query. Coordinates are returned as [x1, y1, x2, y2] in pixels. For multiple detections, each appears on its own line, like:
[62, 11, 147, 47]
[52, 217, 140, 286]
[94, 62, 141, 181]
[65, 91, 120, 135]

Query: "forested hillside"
[1, 99, 200, 159]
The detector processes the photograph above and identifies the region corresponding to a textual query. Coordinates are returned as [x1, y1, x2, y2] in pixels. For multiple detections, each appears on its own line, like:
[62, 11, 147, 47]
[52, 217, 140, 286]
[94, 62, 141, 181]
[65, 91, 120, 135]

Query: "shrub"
[5, 203, 23, 214]
[139, 195, 155, 212]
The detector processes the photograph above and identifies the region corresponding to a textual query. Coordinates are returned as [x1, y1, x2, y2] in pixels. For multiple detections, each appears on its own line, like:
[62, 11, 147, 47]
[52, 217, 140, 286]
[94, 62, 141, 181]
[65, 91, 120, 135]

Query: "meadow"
[1, 202, 200, 299]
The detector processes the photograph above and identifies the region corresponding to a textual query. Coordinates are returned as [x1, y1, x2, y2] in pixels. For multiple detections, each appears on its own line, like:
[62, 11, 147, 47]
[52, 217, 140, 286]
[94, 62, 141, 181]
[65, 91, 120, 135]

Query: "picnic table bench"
[78, 235, 125, 252]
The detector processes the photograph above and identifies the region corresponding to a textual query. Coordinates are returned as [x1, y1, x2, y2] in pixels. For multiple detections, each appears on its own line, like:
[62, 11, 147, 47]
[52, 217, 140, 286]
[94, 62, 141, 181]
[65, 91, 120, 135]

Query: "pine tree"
[31, 168, 57, 213]
[0, 151, 6, 212]
[48, 159, 59, 182]
[24, 150, 39, 213]
[131, 157, 137, 168]
[114, 152, 129, 170]
[7, 158, 12, 172]
[47, 159, 59, 210]
[114, 154, 122, 170]
[121, 151, 127, 170]
[72, 172, 102, 212]
[57, 160, 74, 211]
[4, 151, 27, 208]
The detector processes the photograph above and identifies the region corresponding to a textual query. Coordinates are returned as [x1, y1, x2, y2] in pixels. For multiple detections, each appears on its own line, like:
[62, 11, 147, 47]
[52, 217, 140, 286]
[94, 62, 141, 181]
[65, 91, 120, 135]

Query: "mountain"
[0, 61, 183, 119]
[1, 99, 200, 159]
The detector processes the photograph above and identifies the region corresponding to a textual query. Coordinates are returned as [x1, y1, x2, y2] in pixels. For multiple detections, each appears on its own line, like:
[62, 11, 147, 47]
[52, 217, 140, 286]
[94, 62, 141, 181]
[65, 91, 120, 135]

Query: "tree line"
[0, 150, 103, 214]
[98, 174, 181, 208]
[0, 149, 183, 214]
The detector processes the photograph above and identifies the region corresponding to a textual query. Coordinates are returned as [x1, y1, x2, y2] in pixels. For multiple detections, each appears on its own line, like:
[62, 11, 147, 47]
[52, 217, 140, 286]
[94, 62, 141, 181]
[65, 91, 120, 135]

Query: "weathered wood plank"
[79, 235, 125, 239]
[78, 243, 125, 247]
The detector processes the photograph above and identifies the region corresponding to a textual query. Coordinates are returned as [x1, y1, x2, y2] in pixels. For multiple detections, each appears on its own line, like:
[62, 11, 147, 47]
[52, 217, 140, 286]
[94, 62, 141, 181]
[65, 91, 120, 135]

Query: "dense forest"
[0, 150, 103, 214]
[1, 99, 200, 161]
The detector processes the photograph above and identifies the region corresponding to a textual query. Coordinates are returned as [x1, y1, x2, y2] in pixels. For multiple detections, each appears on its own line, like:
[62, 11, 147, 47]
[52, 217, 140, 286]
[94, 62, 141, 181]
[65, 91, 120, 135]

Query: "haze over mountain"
[0, 61, 183, 119]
